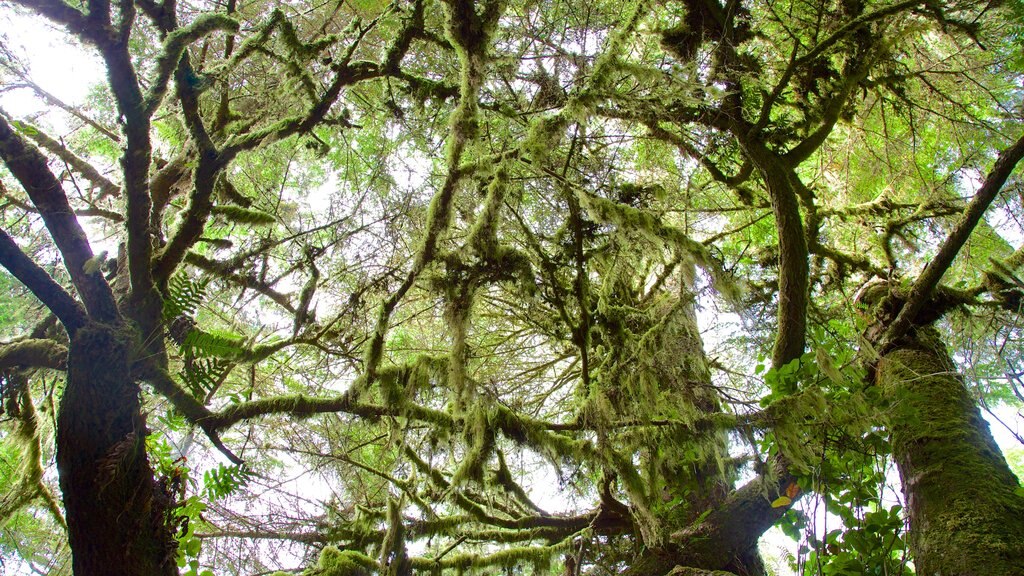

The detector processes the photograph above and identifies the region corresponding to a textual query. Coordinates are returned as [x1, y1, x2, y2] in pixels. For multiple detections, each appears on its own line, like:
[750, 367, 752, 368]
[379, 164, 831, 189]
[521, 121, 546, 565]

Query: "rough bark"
[57, 323, 178, 576]
[878, 328, 1024, 575]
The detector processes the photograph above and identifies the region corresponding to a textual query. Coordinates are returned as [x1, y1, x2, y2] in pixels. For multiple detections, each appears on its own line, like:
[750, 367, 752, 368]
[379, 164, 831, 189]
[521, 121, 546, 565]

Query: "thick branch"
[740, 139, 809, 367]
[0, 338, 68, 370]
[881, 132, 1024, 350]
[4, 114, 121, 199]
[0, 115, 116, 322]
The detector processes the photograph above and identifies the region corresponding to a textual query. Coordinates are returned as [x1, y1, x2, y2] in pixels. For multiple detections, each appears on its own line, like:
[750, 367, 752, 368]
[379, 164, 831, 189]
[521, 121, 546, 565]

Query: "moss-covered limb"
[404, 446, 531, 528]
[0, 181, 123, 222]
[0, 228, 88, 335]
[184, 252, 295, 313]
[134, 362, 222, 455]
[197, 529, 332, 544]
[380, 498, 410, 575]
[783, 63, 869, 166]
[881, 132, 1024, 353]
[666, 568, 737, 576]
[221, 56, 381, 157]
[576, 192, 741, 303]
[737, 138, 808, 368]
[382, 0, 427, 73]
[313, 546, 380, 576]
[409, 530, 582, 572]
[198, 518, 387, 548]
[619, 466, 797, 576]
[506, 204, 577, 335]
[0, 339, 68, 371]
[3, 114, 121, 199]
[879, 328, 1024, 574]
[363, 0, 501, 390]
[807, 236, 886, 278]
[142, 14, 239, 114]
[493, 450, 546, 515]
[0, 115, 118, 324]
[403, 446, 601, 536]
[202, 389, 451, 432]
[643, 121, 753, 192]
[151, 43, 231, 288]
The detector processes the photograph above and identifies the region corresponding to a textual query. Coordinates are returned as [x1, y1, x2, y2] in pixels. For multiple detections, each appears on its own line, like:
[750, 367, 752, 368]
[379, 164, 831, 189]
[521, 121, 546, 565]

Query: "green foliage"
[163, 273, 209, 322]
[203, 464, 250, 501]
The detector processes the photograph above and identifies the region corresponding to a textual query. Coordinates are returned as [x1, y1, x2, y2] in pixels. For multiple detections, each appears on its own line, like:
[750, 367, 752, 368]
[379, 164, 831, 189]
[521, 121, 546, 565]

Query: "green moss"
[407, 532, 579, 571]
[880, 328, 1024, 573]
[578, 193, 741, 302]
[315, 546, 378, 575]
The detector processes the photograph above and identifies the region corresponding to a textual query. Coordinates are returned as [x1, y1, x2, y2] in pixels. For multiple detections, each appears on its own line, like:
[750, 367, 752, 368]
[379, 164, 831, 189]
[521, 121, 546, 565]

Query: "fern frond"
[163, 274, 209, 322]
[182, 329, 247, 360]
[182, 355, 233, 398]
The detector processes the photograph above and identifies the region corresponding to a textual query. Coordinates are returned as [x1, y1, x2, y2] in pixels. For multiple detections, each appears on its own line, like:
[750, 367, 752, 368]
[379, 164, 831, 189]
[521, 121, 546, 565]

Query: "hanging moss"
[380, 498, 410, 575]
[578, 193, 741, 302]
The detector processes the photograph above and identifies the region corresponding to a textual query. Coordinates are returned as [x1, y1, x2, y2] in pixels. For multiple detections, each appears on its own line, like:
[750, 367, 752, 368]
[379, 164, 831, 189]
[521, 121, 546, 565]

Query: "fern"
[163, 274, 209, 322]
[182, 355, 233, 398]
[182, 329, 247, 360]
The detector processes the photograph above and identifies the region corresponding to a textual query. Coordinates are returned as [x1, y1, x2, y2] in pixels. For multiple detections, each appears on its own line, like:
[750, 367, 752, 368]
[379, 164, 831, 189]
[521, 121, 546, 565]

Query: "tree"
[0, 0, 1022, 574]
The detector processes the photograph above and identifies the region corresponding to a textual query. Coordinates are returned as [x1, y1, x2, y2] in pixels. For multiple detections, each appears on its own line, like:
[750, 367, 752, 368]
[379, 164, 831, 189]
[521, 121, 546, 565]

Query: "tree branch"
[0, 114, 117, 322]
[0, 228, 87, 334]
[881, 132, 1024, 350]
[0, 338, 68, 370]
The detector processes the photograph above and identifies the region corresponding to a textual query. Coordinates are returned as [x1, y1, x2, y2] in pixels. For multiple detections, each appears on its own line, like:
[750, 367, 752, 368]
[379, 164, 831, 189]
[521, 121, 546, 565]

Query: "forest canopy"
[0, 0, 1023, 574]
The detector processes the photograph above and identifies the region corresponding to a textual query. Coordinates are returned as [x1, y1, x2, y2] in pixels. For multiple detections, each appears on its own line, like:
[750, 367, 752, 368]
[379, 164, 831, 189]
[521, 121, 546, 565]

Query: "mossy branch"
[144, 14, 240, 114]
[0, 339, 68, 371]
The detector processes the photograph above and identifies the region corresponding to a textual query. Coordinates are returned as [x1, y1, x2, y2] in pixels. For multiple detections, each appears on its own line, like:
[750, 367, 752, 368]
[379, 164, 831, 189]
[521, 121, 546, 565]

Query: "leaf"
[785, 482, 800, 499]
[10, 119, 38, 136]
[183, 329, 246, 359]
[771, 496, 792, 508]
[163, 273, 209, 321]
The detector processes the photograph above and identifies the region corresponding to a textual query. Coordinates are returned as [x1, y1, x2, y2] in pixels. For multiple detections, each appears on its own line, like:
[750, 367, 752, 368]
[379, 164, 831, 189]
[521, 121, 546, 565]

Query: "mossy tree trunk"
[57, 323, 178, 576]
[878, 328, 1024, 575]
[604, 264, 766, 576]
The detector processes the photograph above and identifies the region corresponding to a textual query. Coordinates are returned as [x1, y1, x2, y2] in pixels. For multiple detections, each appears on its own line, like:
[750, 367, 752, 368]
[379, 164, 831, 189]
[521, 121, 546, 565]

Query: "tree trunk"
[57, 322, 178, 576]
[878, 327, 1024, 575]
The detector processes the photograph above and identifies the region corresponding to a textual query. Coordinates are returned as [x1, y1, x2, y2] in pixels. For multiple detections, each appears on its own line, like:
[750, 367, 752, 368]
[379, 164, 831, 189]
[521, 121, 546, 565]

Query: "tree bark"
[57, 322, 178, 576]
[878, 327, 1024, 575]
